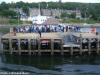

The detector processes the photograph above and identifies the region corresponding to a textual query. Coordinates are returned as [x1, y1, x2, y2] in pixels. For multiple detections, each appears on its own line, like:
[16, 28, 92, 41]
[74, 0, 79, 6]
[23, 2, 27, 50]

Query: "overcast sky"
[0, 0, 100, 3]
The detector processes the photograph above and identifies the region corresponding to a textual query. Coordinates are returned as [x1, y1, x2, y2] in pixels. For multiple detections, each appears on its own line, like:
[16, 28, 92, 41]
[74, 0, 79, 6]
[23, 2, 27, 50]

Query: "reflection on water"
[0, 26, 100, 75]
[0, 55, 100, 75]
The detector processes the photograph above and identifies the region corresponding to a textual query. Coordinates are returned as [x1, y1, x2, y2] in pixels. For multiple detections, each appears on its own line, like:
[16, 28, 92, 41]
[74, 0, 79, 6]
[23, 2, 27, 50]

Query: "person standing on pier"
[38, 30, 41, 38]
[13, 27, 16, 36]
[36, 26, 41, 38]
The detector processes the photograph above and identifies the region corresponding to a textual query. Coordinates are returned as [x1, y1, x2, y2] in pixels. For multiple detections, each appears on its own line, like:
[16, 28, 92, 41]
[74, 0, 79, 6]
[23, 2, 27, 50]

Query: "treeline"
[0, 1, 100, 21]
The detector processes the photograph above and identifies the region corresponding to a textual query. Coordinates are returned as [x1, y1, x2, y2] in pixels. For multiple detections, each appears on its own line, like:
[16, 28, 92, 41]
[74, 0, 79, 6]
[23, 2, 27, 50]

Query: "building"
[9, 8, 82, 21]
[32, 15, 50, 24]
[29, 8, 63, 18]
[42, 18, 59, 25]
[51, 9, 62, 17]
[29, 8, 40, 17]
[65, 10, 76, 14]
[41, 9, 51, 16]
[76, 10, 82, 19]
[76, 12, 82, 19]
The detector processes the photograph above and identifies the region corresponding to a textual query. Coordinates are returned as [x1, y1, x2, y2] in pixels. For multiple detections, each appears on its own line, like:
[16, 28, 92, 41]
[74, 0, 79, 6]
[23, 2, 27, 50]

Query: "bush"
[61, 18, 99, 24]
[9, 19, 23, 25]
[0, 19, 9, 24]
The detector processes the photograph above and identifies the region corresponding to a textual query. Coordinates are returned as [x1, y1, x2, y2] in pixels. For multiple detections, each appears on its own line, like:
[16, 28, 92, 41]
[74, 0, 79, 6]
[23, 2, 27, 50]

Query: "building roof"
[42, 18, 59, 25]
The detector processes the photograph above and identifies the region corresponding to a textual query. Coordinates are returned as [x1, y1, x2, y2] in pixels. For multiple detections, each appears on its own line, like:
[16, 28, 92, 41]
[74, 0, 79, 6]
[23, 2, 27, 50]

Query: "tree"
[1, 2, 9, 9]
[9, 10, 17, 18]
[22, 6, 29, 16]
[69, 13, 76, 18]
[15, 1, 25, 8]
[1, 1, 100, 21]
[61, 12, 67, 18]
[0, 9, 17, 18]
[97, 17, 100, 21]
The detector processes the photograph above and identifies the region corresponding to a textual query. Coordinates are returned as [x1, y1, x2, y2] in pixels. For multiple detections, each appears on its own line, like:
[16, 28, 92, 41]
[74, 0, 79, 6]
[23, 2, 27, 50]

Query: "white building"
[76, 12, 82, 19]
[32, 15, 50, 24]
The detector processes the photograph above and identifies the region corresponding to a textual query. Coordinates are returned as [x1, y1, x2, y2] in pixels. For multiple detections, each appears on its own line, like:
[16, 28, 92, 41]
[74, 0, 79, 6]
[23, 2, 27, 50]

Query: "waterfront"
[0, 27, 100, 75]
[1, 55, 100, 75]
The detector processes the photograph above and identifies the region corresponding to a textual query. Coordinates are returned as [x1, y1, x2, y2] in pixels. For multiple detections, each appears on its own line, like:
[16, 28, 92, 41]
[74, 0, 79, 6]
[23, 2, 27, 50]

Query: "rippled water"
[0, 26, 100, 75]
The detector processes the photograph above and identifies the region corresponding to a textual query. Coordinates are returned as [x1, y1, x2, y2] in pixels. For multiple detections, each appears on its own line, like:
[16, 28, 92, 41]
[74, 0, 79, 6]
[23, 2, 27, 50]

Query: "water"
[0, 55, 100, 75]
[80, 28, 100, 33]
[0, 26, 100, 75]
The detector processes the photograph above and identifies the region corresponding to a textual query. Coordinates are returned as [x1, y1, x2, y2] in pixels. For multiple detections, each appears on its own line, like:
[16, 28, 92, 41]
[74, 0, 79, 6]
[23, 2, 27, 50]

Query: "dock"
[1, 32, 100, 56]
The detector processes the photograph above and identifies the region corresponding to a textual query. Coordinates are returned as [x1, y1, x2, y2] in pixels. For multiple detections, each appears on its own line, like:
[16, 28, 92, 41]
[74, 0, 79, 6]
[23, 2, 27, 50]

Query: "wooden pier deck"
[2, 32, 100, 39]
[2, 32, 63, 39]
[1, 32, 100, 56]
[72, 32, 100, 38]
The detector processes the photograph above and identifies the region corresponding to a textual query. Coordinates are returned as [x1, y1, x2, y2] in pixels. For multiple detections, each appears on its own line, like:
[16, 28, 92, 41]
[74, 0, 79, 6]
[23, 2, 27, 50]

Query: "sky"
[0, 0, 100, 3]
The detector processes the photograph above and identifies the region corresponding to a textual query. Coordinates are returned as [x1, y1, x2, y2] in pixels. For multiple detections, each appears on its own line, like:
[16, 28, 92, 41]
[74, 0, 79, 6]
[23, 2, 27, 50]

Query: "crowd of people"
[13, 25, 81, 33]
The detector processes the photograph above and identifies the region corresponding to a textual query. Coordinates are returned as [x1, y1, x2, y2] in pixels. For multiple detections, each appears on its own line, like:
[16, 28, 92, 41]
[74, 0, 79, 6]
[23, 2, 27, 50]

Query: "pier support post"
[51, 39, 54, 56]
[97, 38, 99, 55]
[88, 39, 91, 56]
[70, 47, 73, 56]
[38, 39, 41, 56]
[9, 39, 13, 54]
[18, 39, 21, 55]
[28, 39, 31, 55]
[61, 40, 64, 55]
[0, 38, 1, 54]
[31, 39, 37, 55]
[80, 38, 82, 55]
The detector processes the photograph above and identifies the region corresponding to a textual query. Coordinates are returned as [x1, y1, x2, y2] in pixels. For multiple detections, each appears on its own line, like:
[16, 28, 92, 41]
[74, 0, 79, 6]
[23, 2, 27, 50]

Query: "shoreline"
[0, 24, 100, 28]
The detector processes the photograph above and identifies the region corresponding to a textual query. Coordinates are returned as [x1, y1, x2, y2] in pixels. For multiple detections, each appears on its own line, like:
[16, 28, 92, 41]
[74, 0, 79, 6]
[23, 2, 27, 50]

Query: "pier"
[1, 32, 100, 56]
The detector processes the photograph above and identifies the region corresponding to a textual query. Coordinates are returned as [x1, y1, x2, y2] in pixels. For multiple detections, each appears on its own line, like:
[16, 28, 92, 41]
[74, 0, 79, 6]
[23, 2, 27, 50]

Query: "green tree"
[69, 13, 76, 18]
[1, 1, 100, 21]
[15, 1, 25, 8]
[0, 2, 9, 9]
[22, 6, 29, 16]
[0, 9, 17, 18]
[61, 12, 67, 18]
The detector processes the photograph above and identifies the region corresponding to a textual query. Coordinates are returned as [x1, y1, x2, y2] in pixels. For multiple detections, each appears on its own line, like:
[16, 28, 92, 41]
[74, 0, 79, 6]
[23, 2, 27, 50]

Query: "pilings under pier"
[0, 38, 1, 54]
[1, 32, 100, 56]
